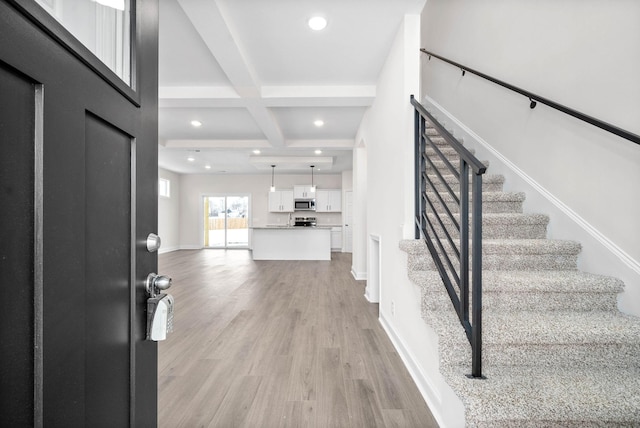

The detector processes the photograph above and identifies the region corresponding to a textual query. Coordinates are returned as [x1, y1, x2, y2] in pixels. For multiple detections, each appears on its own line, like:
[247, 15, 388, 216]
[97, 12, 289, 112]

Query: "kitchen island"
[251, 226, 331, 260]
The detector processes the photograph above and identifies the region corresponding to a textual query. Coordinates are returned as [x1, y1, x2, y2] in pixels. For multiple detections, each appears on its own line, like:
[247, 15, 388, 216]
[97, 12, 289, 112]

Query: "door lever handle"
[146, 273, 172, 297]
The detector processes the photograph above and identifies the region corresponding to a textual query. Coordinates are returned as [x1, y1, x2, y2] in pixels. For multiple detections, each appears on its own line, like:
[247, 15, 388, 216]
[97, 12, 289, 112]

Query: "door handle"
[146, 273, 172, 297]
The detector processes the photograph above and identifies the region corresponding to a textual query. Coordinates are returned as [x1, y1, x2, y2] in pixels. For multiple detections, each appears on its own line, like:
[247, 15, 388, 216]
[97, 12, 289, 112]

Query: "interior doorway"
[203, 195, 250, 248]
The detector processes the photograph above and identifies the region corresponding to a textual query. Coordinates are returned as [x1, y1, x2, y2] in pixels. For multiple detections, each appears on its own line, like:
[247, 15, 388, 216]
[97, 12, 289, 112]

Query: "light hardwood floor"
[158, 250, 438, 428]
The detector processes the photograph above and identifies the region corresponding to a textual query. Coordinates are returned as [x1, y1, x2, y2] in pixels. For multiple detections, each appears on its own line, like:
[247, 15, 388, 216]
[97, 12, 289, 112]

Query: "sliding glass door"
[203, 195, 249, 248]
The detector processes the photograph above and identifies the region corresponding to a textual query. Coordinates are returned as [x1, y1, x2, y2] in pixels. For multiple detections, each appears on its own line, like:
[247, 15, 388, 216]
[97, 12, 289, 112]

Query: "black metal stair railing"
[411, 95, 487, 378]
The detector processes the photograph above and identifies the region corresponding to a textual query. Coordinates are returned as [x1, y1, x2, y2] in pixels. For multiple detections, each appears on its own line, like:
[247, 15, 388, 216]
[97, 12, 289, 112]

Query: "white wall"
[421, 0, 640, 315]
[178, 173, 344, 249]
[351, 145, 368, 279]
[158, 168, 181, 253]
[355, 14, 465, 427]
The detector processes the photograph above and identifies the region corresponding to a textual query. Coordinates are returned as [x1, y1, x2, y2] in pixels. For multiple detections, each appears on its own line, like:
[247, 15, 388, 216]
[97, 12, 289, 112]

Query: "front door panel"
[0, 0, 159, 425]
[85, 114, 132, 425]
[0, 62, 37, 428]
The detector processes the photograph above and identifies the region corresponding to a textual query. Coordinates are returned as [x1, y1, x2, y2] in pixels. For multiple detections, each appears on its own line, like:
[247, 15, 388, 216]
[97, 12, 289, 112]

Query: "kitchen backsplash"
[262, 211, 343, 226]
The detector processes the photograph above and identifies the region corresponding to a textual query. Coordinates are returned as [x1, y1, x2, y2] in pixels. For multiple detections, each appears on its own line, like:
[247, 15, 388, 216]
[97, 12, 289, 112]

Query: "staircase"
[401, 125, 640, 427]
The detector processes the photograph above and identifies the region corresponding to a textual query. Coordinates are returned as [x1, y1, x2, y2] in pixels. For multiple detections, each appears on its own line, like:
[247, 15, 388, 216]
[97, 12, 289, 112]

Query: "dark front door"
[0, 0, 159, 426]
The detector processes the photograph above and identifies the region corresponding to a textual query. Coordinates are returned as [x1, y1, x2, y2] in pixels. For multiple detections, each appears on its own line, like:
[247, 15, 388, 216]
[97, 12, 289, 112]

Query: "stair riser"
[442, 343, 640, 369]
[426, 137, 455, 147]
[425, 149, 473, 160]
[426, 161, 487, 173]
[429, 222, 547, 239]
[425, 199, 524, 214]
[409, 253, 579, 271]
[473, 420, 638, 428]
[429, 181, 504, 193]
[421, 290, 619, 313]
[424, 154, 469, 166]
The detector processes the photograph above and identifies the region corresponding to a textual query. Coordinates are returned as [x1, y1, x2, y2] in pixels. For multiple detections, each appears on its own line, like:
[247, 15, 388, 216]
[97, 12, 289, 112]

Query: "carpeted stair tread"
[441, 366, 640, 427]
[401, 238, 581, 256]
[425, 191, 525, 203]
[434, 310, 640, 368]
[426, 160, 490, 174]
[481, 239, 581, 255]
[411, 270, 624, 294]
[427, 212, 549, 239]
[428, 173, 505, 192]
[425, 146, 475, 157]
[405, 239, 581, 271]
[430, 212, 549, 226]
[414, 270, 622, 312]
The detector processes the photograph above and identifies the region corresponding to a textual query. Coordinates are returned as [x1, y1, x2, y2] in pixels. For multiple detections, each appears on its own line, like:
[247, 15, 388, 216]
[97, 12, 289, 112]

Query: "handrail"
[421, 49, 640, 146]
[411, 94, 485, 378]
[412, 96, 487, 175]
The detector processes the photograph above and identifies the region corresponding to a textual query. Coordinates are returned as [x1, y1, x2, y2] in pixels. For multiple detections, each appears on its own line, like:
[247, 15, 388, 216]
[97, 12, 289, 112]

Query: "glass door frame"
[202, 193, 251, 249]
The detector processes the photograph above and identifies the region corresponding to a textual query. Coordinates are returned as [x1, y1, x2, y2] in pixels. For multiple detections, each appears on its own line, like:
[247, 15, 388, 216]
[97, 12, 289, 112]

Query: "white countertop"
[252, 225, 334, 230]
[256, 224, 342, 229]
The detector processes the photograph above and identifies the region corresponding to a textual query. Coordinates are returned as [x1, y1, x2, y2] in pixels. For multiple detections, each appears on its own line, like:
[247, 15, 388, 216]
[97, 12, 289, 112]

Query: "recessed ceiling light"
[315, 149, 322, 155]
[308, 16, 327, 31]
[190, 120, 202, 127]
[187, 156, 195, 162]
[205, 165, 211, 170]
[253, 149, 261, 154]
[314, 119, 324, 127]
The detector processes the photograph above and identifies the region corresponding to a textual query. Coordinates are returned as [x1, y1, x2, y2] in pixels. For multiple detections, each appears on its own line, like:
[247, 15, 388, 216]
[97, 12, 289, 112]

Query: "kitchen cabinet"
[294, 185, 315, 199]
[331, 227, 342, 251]
[268, 190, 294, 212]
[316, 189, 342, 212]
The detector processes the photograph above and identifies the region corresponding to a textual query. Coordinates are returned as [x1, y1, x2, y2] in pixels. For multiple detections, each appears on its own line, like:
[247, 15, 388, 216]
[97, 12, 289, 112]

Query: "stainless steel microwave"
[294, 199, 315, 211]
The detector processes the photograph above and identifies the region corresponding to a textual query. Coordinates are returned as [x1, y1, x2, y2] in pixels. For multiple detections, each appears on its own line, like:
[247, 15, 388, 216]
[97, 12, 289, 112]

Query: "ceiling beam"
[163, 139, 271, 149]
[159, 85, 376, 108]
[261, 85, 376, 107]
[176, 0, 285, 146]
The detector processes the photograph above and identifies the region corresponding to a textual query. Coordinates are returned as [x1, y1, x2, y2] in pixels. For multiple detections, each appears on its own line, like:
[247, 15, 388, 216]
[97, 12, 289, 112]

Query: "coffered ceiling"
[158, 0, 424, 174]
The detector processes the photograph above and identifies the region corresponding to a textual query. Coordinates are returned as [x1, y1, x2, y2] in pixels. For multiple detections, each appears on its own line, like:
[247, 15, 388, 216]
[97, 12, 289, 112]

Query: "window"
[203, 195, 249, 248]
[35, 0, 132, 85]
[159, 178, 170, 198]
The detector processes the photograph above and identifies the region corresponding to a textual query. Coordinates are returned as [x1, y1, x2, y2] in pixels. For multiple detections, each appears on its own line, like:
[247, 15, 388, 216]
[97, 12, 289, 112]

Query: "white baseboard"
[363, 291, 377, 303]
[158, 246, 179, 254]
[422, 95, 640, 317]
[179, 245, 203, 250]
[378, 313, 448, 428]
[351, 267, 367, 281]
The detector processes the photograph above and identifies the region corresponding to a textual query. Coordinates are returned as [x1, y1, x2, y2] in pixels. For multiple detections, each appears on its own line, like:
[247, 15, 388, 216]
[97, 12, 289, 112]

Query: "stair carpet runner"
[400, 125, 640, 427]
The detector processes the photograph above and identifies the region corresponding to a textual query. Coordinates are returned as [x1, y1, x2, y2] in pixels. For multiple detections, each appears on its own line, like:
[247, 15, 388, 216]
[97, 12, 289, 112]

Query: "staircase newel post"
[471, 173, 483, 378]
[412, 95, 421, 239]
[460, 160, 470, 323]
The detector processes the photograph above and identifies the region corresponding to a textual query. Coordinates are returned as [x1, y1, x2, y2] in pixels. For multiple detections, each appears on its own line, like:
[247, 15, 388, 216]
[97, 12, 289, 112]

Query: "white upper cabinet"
[316, 189, 342, 212]
[268, 190, 294, 212]
[294, 185, 315, 199]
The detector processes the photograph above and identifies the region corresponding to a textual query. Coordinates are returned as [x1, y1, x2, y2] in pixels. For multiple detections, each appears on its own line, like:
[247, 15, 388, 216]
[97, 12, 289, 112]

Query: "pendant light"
[310, 165, 316, 192]
[270, 165, 276, 192]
